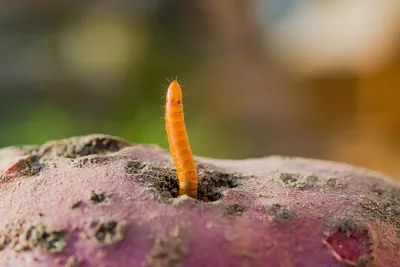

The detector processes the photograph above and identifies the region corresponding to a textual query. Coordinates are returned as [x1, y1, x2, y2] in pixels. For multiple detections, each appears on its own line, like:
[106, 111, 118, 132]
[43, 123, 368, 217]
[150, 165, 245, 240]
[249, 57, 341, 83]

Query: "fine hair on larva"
[165, 80, 198, 198]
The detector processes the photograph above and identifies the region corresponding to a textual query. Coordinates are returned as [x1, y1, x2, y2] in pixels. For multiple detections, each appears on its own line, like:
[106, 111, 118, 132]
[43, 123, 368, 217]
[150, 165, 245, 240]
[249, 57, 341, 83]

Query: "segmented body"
[165, 80, 198, 198]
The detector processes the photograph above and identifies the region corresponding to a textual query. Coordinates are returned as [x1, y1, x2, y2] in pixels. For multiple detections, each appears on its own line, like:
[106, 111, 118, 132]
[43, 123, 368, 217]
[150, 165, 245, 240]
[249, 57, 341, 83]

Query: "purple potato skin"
[0, 135, 399, 267]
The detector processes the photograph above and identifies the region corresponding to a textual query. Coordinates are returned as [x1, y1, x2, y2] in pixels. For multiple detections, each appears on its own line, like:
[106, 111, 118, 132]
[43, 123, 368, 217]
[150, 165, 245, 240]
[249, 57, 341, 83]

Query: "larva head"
[166, 80, 183, 105]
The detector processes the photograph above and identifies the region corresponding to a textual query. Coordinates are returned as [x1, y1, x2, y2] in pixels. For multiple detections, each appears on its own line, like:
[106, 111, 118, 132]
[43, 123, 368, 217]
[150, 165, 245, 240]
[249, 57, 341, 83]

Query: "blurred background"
[1, 0, 400, 178]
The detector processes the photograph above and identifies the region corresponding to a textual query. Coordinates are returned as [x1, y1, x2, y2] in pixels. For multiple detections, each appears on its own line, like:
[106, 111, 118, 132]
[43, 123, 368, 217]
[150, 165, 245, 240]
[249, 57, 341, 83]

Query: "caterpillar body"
[165, 80, 198, 198]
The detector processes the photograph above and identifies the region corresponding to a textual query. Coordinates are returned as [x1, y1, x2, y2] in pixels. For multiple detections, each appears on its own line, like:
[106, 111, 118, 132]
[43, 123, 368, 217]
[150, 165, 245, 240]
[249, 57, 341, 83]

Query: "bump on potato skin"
[0, 134, 399, 267]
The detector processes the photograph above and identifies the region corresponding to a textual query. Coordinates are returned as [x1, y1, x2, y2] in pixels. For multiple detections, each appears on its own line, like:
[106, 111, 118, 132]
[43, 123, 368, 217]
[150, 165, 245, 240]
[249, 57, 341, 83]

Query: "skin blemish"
[267, 204, 294, 223]
[360, 183, 400, 236]
[0, 220, 68, 254]
[323, 219, 373, 265]
[65, 256, 83, 267]
[147, 228, 187, 267]
[68, 199, 82, 209]
[90, 191, 110, 204]
[278, 173, 318, 190]
[225, 204, 245, 217]
[92, 220, 125, 246]
[2, 156, 45, 178]
[326, 178, 346, 189]
[36, 135, 131, 160]
[73, 155, 117, 168]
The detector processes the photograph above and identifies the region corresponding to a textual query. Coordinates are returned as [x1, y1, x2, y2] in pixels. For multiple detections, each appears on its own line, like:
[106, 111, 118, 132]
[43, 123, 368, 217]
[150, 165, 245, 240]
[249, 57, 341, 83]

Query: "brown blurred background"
[1, 1, 400, 178]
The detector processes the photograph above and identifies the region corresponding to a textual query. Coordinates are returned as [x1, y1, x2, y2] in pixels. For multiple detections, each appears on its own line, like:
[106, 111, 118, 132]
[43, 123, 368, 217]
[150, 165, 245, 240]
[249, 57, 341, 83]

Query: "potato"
[0, 135, 398, 267]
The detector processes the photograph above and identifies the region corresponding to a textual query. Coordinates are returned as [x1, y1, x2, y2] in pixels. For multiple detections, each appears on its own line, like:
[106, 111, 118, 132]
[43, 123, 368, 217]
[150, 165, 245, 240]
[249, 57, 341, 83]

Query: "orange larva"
[165, 80, 198, 198]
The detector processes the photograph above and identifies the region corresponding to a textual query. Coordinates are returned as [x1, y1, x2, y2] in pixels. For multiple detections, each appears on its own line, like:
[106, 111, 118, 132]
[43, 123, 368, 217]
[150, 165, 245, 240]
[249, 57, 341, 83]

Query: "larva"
[165, 80, 198, 198]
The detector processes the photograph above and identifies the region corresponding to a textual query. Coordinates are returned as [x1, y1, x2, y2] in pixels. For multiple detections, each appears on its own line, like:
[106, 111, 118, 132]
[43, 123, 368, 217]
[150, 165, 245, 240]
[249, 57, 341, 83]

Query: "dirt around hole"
[125, 161, 240, 202]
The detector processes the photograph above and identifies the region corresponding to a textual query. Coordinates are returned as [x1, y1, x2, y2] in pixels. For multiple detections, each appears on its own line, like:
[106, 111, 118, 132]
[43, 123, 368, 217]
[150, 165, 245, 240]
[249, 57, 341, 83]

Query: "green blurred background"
[1, 1, 400, 178]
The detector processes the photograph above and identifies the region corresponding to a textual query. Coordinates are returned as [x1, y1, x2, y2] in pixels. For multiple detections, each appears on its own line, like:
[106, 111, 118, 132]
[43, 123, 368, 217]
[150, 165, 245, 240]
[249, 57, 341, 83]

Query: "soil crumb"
[326, 218, 368, 237]
[35, 135, 131, 160]
[93, 220, 125, 246]
[147, 228, 187, 267]
[267, 204, 294, 223]
[65, 256, 82, 267]
[326, 178, 346, 189]
[197, 166, 240, 202]
[360, 183, 400, 236]
[279, 173, 318, 190]
[73, 155, 117, 168]
[68, 199, 82, 209]
[90, 191, 110, 204]
[225, 204, 245, 217]
[124, 160, 147, 175]
[0, 220, 68, 253]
